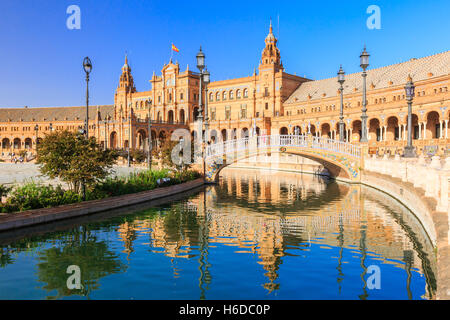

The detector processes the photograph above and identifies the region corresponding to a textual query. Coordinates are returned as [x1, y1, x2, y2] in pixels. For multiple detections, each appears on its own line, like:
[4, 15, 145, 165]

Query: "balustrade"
[364, 155, 450, 213]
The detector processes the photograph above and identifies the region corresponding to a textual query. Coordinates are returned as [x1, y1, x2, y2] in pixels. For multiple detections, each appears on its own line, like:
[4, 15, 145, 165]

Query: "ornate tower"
[259, 20, 283, 72]
[115, 55, 136, 119]
[258, 20, 284, 119]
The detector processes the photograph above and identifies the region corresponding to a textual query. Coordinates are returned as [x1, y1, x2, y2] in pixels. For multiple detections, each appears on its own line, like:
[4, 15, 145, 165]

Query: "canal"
[0, 168, 437, 299]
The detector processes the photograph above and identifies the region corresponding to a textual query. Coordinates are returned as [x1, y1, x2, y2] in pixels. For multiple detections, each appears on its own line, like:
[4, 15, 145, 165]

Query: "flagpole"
[170, 43, 173, 61]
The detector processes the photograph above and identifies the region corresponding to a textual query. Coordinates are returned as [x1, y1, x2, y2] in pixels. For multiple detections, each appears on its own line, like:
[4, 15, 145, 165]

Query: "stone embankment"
[363, 154, 450, 300]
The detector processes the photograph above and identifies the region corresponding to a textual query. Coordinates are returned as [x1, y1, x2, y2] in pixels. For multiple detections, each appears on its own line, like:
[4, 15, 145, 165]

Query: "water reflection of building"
[114, 168, 436, 298]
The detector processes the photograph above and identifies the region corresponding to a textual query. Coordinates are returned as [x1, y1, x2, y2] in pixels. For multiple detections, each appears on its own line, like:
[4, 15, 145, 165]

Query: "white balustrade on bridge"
[364, 154, 450, 213]
[205, 134, 361, 159]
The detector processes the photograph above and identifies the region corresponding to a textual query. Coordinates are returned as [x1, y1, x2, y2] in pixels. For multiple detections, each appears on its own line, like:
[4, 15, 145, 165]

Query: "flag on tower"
[172, 43, 179, 52]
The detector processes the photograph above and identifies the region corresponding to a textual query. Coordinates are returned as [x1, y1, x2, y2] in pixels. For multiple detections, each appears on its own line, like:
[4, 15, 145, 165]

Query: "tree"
[37, 130, 118, 193]
[0, 185, 11, 199]
[159, 139, 195, 171]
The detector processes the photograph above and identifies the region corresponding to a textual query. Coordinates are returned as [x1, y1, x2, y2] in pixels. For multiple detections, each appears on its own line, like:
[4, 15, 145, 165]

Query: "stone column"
[423, 122, 427, 140]
[440, 120, 443, 138]
[418, 122, 422, 140]
[445, 120, 449, 139]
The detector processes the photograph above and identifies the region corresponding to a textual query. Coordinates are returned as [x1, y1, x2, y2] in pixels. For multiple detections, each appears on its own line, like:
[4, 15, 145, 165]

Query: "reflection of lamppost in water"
[337, 212, 345, 294]
[198, 187, 211, 299]
[403, 250, 413, 300]
[359, 219, 368, 300]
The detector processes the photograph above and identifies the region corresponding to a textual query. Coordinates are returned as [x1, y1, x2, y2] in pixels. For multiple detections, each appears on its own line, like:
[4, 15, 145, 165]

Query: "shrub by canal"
[0, 169, 201, 213]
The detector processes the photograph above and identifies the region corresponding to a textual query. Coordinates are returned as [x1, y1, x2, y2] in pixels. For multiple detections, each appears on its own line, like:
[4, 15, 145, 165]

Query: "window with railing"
[240, 104, 247, 119]
[225, 106, 231, 120]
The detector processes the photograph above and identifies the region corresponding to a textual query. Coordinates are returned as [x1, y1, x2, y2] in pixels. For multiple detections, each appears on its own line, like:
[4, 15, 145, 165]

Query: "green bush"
[6, 182, 82, 212]
[2, 169, 200, 213]
[93, 169, 167, 197]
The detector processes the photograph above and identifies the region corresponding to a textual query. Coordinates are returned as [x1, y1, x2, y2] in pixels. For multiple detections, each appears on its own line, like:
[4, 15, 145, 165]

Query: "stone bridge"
[204, 134, 362, 183]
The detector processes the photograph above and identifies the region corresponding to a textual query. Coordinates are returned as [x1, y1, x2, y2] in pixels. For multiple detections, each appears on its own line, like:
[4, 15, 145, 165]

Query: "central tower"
[258, 20, 284, 118]
[259, 20, 283, 72]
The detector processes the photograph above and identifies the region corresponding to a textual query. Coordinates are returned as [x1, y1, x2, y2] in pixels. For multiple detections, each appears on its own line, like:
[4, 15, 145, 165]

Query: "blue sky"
[0, 0, 448, 108]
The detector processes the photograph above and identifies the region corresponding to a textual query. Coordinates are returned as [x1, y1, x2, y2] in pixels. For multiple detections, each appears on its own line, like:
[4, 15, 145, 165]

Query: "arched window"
[229, 90, 234, 99]
[216, 92, 220, 101]
[223, 91, 227, 100]
[243, 88, 248, 98]
[209, 92, 213, 101]
[236, 89, 241, 99]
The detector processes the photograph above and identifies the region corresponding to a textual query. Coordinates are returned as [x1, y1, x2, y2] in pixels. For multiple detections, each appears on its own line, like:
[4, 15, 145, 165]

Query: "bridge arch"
[205, 135, 361, 184]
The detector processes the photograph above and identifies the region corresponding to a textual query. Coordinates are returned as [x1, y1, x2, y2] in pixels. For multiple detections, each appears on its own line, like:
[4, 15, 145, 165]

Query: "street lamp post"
[34, 124, 39, 156]
[403, 75, 417, 158]
[128, 114, 131, 167]
[77, 127, 87, 201]
[147, 99, 153, 171]
[83, 57, 92, 139]
[203, 68, 210, 149]
[104, 119, 108, 150]
[359, 47, 370, 143]
[337, 65, 345, 142]
[196, 47, 206, 178]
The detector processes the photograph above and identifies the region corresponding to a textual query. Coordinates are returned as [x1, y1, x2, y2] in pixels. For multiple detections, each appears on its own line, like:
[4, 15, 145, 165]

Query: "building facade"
[1, 23, 449, 160]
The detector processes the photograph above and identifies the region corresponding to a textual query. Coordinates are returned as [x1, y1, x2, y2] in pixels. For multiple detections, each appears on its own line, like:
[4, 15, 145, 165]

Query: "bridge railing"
[205, 134, 361, 158]
[311, 136, 361, 158]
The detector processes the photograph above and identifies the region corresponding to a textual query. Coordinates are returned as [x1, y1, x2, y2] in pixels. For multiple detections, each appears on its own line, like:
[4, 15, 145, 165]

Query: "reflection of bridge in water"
[116, 169, 436, 298]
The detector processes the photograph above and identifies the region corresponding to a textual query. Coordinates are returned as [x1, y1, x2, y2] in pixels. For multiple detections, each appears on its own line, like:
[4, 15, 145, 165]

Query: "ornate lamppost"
[34, 124, 39, 156]
[403, 75, 417, 158]
[359, 47, 369, 143]
[196, 46, 206, 177]
[146, 99, 153, 170]
[203, 68, 210, 147]
[103, 119, 108, 151]
[83, 57, 92, 138]
[128, 114, 131, 167]
[337, 65, 345, 142]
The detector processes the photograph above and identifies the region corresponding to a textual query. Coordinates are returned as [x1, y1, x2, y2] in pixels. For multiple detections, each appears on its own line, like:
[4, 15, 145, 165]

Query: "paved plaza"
[0, 162, 146, 186]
